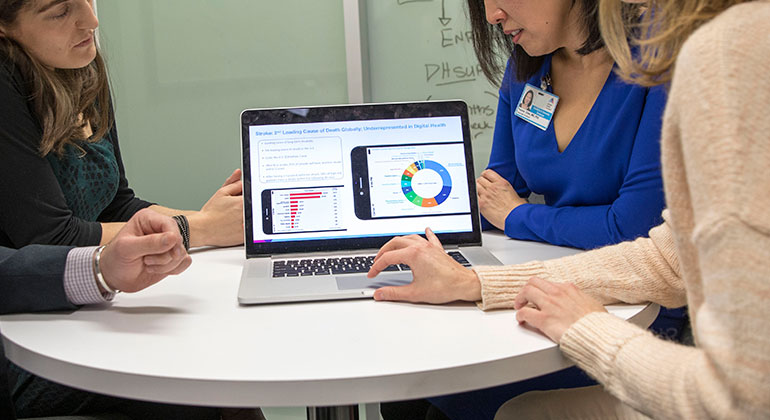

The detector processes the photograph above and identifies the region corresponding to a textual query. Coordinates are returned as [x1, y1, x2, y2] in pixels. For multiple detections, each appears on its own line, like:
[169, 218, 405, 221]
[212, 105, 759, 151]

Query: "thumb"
[222, 169, 241, 187]
[373, 285, 413, 302]
[116, 231, 178, 261]
[219, 180, 243, 196]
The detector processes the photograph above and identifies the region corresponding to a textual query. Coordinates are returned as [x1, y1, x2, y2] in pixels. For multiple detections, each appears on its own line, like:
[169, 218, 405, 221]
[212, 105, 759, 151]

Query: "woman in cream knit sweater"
[367, 0, 770, 418]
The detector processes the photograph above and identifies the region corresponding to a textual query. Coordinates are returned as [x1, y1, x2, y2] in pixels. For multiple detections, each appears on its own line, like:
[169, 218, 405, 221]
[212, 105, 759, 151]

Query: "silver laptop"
[238, 100, 502, 304]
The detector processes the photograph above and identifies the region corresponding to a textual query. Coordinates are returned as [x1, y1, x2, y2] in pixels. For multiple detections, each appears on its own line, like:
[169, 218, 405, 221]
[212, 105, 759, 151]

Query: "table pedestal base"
[307, 405, 359, 420]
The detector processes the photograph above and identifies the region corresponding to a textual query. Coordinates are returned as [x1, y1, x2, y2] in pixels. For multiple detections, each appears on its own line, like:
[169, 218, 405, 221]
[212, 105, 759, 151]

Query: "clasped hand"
[476, 169, 527, 231]
[99, 208, 191, 293]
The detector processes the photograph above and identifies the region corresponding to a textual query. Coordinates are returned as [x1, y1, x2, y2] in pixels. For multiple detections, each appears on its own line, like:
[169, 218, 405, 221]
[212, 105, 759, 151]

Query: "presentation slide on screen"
[366, 143, 470, 218]
[268, 186, 344, 235]
[249, 116, 473, 243]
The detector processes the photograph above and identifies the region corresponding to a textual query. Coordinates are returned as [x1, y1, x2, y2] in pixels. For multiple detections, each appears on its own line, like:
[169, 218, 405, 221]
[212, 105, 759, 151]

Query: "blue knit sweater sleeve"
[504, 85, 667, 249]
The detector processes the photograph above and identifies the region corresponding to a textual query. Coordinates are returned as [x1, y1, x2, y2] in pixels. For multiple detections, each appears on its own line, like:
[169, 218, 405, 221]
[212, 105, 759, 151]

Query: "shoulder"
[0, 53, 26, 98]
[706, 0, 770, 33]
[671, 2, 770, 111]
[0, 52, 34, 120]
[679, 2, 770, 72]
[666, 2, 770, 233]
[0, 52, 42, 149]
[500, 57, 517, 94]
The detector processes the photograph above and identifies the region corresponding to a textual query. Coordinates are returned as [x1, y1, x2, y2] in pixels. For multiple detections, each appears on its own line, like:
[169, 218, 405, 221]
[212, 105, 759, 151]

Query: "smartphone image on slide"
[350, 145, 374, 220]
[261, 186, 345, 235]
[350, 143, 471, 220]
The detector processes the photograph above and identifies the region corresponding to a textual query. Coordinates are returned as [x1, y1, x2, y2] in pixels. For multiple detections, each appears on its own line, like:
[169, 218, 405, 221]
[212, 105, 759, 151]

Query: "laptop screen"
[240, 101, 481, 257]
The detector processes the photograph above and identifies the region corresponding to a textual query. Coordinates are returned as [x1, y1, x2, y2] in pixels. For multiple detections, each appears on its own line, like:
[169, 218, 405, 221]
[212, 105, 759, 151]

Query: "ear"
[0, 23, 12, 38]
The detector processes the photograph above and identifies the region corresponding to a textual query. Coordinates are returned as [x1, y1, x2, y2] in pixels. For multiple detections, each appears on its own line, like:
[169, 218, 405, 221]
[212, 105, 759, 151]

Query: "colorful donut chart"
[401, 160, 452, 207]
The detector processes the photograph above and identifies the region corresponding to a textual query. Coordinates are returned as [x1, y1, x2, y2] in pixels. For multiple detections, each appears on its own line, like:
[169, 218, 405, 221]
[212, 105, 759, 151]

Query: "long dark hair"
[0, 0, 112, 157]
[466, 0, 605, 85]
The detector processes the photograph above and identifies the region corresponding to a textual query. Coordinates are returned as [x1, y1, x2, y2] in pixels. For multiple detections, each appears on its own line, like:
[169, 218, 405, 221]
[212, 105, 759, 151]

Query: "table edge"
[2, 303, 659, 406]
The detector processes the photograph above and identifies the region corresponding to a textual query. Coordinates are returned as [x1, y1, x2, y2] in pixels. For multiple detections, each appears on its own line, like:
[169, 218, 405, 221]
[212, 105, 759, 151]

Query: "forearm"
[561, 309, 769, 418]
[98, 222, 124, 246]
[147, 205, 207, 248]
[0, 245, 77, 314]
[504, 196, 663, 250]
[147, 204, 193, 217]
[560, 313, 706, 418]
[130, 169, 243, 250]
[476, 217, 686, 310]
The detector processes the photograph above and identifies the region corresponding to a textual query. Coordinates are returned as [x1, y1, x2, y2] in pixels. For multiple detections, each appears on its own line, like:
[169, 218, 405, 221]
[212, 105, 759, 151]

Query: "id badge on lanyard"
[514, 82, 560, 131]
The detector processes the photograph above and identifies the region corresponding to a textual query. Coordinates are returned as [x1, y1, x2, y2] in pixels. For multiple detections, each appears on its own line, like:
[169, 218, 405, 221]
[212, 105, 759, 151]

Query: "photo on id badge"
[514, 83, 559, 131]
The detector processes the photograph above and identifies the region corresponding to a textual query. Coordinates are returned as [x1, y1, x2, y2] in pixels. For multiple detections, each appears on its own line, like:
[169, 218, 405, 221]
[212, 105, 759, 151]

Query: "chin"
[60, 45, 98, 69]
[519, 44, 540, 57]
[67, 54, 97, 69]
[519, 43, 553, 59]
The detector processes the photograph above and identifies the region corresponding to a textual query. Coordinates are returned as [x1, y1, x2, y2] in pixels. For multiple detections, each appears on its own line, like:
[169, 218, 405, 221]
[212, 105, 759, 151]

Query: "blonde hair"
[0, 1, 112, 157]
[599, 0, 755, 86]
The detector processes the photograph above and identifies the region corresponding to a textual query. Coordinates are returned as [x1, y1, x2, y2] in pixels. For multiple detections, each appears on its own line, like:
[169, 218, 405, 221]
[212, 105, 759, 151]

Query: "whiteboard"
[364, 0, 500, 176]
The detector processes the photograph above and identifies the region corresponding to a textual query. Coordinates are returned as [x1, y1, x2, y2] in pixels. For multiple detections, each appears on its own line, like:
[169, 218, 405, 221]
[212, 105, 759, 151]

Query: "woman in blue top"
[381, 1, 683, 420]
[481, 55, 667, 249]
[475, 2, 666, 250]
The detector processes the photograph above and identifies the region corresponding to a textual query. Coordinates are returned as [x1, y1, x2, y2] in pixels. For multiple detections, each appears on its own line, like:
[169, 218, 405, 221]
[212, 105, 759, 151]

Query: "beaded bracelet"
[172, 214, 191, 251]
[93, 245, 120, 294]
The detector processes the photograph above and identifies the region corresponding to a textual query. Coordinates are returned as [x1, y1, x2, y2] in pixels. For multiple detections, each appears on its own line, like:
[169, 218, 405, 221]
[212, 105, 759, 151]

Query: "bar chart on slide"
[271, 187, 344, 234]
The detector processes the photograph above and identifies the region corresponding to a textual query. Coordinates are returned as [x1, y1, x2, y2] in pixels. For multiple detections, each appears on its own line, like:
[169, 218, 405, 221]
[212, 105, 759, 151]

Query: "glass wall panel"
[97, 1, 347, 209]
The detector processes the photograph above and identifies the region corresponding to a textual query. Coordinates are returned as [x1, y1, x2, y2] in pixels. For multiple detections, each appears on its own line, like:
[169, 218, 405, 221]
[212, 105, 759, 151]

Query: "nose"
[77, 0, 99, 31]
[484, 0, 506, 25]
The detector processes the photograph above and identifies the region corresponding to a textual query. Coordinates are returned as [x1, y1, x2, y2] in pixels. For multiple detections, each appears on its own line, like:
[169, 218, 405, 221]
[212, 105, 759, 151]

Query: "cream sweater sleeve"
[560, 4, 770, 418]
[474, 218, 686, 310]
[561, 221, 770, 419]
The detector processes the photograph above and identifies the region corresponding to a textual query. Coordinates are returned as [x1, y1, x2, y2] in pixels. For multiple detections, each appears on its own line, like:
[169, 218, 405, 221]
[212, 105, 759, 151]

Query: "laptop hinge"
[266, 249, 383, 259]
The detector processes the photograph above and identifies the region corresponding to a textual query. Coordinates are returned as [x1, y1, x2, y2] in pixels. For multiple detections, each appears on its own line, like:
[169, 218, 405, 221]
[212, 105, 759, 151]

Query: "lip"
[510, 29, 523, 44]
[74, 34, 93, 48]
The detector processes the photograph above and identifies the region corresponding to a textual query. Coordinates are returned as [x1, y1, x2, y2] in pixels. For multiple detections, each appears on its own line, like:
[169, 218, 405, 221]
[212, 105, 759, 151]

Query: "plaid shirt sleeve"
[63, 247, 115, 305]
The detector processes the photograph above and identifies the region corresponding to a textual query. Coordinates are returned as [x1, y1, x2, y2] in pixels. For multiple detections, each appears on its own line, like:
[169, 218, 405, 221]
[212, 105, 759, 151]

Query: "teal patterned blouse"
[46, 137, 120, 222]
[1, 59, 152, 247]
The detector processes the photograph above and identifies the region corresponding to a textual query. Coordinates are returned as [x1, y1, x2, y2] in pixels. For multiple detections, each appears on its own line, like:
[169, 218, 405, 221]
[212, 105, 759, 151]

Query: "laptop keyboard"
[272, 251, 471, 278]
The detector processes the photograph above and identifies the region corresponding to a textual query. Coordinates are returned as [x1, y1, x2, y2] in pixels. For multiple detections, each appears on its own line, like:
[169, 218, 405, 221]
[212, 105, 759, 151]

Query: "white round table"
[0, 232, 658, 418]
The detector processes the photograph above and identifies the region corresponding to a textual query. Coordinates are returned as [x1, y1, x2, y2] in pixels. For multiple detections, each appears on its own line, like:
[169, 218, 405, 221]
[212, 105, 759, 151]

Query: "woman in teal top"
[0, 0, 243, 250]
[0, 2, 262, 419]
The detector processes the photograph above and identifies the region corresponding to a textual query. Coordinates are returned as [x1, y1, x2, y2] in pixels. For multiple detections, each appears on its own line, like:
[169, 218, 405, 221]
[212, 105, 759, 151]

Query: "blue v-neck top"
[486, 55, 667, 249]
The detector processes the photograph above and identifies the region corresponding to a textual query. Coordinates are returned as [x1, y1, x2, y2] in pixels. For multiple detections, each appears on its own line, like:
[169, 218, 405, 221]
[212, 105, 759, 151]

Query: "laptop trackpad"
[336, 273, 413, 290]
